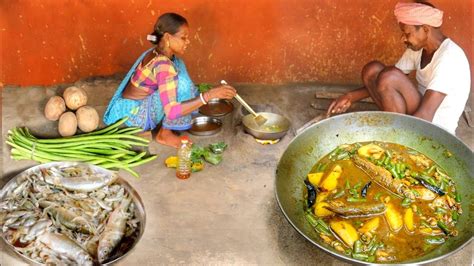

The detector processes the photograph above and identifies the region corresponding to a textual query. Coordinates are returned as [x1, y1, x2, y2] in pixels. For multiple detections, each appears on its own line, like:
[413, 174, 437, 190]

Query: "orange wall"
[0, 0, 472, 87]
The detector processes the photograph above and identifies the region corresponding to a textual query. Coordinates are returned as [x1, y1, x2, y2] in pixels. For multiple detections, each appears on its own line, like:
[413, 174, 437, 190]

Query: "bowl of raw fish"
[0, 162, 146, 265]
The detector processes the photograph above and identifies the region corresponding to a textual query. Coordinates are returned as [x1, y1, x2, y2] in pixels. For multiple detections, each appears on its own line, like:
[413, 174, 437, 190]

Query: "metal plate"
[0, 162, 146, 265]
[189, 116, 222, 136]
[199, 99, 234, 117]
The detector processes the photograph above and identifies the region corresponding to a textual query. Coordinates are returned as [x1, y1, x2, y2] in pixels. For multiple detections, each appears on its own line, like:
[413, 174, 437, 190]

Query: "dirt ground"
[1, 78, 472, 265]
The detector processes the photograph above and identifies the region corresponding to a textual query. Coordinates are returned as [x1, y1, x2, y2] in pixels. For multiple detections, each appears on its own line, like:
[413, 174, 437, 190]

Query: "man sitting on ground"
[327, 1, 470, 135]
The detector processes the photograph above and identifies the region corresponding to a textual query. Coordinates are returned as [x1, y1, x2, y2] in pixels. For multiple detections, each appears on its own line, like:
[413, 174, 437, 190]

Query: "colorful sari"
[103, 48, 197, 131]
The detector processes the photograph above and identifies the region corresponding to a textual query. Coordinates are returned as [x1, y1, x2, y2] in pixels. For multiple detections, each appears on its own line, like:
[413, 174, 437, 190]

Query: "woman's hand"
[327, 93, 353, 116]
[205, 85, 237, 100]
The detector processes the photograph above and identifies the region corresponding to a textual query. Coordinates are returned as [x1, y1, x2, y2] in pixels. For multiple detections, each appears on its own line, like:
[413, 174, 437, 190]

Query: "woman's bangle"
[199, 93, 207, 105]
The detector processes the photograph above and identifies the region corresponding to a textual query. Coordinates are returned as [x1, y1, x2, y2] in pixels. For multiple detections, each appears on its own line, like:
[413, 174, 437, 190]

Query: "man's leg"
[361, 61, 386, 109]
[375, 67, 421, 114]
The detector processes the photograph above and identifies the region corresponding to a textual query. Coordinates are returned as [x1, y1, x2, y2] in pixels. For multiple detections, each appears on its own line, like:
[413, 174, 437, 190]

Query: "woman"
[103, 13, 236, 148]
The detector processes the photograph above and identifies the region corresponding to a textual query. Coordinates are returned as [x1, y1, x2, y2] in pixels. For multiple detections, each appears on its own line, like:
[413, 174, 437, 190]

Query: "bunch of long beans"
[6, 117, 156, 178]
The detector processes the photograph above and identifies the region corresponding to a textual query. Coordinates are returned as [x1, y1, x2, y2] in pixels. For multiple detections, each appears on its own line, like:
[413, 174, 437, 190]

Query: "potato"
[76, 106, 99, 132]
[384, 203, 403, 232]
[44, 96, 66, 121]
[307, 172, 324, 186]
[330, 220, 359, 248]
[63, 86, 87, 110]
[314, 192, 334, 217]
[58, 112, 77, 137]
[358, 217, 380, 234]
[320, 165, 342, 191]
[404, 208, 415, 232]
[358, 143, 384, 159]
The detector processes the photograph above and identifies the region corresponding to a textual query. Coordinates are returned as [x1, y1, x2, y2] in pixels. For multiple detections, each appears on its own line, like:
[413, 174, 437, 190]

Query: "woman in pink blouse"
[104, 13, 236, 148]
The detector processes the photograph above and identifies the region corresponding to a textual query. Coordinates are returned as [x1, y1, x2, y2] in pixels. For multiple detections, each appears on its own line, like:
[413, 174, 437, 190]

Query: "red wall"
[0, 0, 472, 87]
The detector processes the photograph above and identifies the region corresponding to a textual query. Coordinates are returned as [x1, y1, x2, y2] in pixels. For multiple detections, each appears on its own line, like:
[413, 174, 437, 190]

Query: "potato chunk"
[320, 165, 342, 191]
[308, 172, 324, 186]
[404, 208, 415, 232]
[358, 217, 380, 234]
[330, 220, 359, 248]
[384, 203, 403, 232]
[314, 192, 334, 217]
[357, 144, 385, 159]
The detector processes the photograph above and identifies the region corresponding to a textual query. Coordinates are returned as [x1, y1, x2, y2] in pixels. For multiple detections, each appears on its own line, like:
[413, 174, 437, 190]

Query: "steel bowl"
[199, 99, 234, 117]
[242, 112, 291, 140]
[189, 116, 223, 136]
[0, 162, 146, 265]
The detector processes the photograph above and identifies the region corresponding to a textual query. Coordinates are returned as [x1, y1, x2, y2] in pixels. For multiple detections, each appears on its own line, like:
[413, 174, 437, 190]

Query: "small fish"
[324, 200, 386, 218]
[97, 196, 132, 263]
[44, 168, 117, 192]
[23, 219, 52, 242]
[353, 155, 415, 200]
[37, 232, 93, 266]
[39, 201, 93, 234]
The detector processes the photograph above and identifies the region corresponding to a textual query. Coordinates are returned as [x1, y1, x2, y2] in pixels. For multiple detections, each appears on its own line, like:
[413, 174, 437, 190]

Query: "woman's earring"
[166, 41, 170, 48]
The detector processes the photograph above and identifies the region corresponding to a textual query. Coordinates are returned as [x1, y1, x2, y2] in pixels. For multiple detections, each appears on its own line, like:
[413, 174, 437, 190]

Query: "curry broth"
[304, 142, 462, 263]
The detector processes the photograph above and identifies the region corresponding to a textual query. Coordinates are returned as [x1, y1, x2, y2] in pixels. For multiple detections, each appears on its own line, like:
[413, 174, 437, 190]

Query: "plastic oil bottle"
[176, 136, 192, 179]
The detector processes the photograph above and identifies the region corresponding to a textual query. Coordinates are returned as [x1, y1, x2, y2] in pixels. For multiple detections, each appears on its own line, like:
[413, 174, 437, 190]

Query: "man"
[327, 1, 470, 135]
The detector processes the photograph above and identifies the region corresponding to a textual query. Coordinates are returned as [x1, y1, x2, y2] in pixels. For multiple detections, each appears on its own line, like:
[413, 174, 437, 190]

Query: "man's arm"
[412, 89, 446, 121]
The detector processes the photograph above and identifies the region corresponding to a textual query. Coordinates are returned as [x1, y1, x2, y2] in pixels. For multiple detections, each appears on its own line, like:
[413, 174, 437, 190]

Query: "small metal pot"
[189, 116, 223, 136]
[242, 112, 291, 140]
[199, 99, 234, 117]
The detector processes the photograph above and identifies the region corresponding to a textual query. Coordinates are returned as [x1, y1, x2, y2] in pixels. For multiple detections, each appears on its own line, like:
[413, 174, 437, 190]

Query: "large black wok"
[275, 111, 473, 264]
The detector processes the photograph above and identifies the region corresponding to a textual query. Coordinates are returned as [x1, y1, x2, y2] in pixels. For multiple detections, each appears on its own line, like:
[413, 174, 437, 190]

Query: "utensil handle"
[234, 94, 259, 117]
[220, 80, 259, 118]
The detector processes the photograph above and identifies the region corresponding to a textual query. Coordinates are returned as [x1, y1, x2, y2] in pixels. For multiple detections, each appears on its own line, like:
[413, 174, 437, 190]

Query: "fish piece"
[23, 219, 52, 242]
[37, 232, 93, 266]
[98, 196, 132, 263]
[329, 220, 359, 248]
[39, 201, 93, 234]
[324, 200, 386, 218]
[353, 155, 415, 200]
[409, 154, 431, 169]
[412, 186, 437, 201]
[44, 168, 117, 192]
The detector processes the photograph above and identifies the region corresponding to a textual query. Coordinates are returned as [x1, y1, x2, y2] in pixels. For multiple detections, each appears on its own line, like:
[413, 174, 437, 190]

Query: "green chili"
[347, 197, 367, 203]
[454, 191, 462, 203]
[353, 181, 362, 190]
[352, 253, 369, 261]
[437, 221, 451, 235]
[332, 190, 345, 199]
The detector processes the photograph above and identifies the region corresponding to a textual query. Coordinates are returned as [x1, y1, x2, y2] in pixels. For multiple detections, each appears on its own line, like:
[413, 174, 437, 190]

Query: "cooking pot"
[275, 111, 472, 264]
[242, 112, 291, 140]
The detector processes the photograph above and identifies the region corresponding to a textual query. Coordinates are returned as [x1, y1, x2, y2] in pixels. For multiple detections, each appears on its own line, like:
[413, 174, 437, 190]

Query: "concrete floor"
[1, 78, 473, 265]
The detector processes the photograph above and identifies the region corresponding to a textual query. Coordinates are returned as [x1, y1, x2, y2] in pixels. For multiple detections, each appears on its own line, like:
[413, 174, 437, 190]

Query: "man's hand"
[327, 93, 353, 116]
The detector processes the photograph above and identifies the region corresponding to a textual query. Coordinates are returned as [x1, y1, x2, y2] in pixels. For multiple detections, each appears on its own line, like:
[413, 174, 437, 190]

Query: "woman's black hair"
[149, 13, 188, 45]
